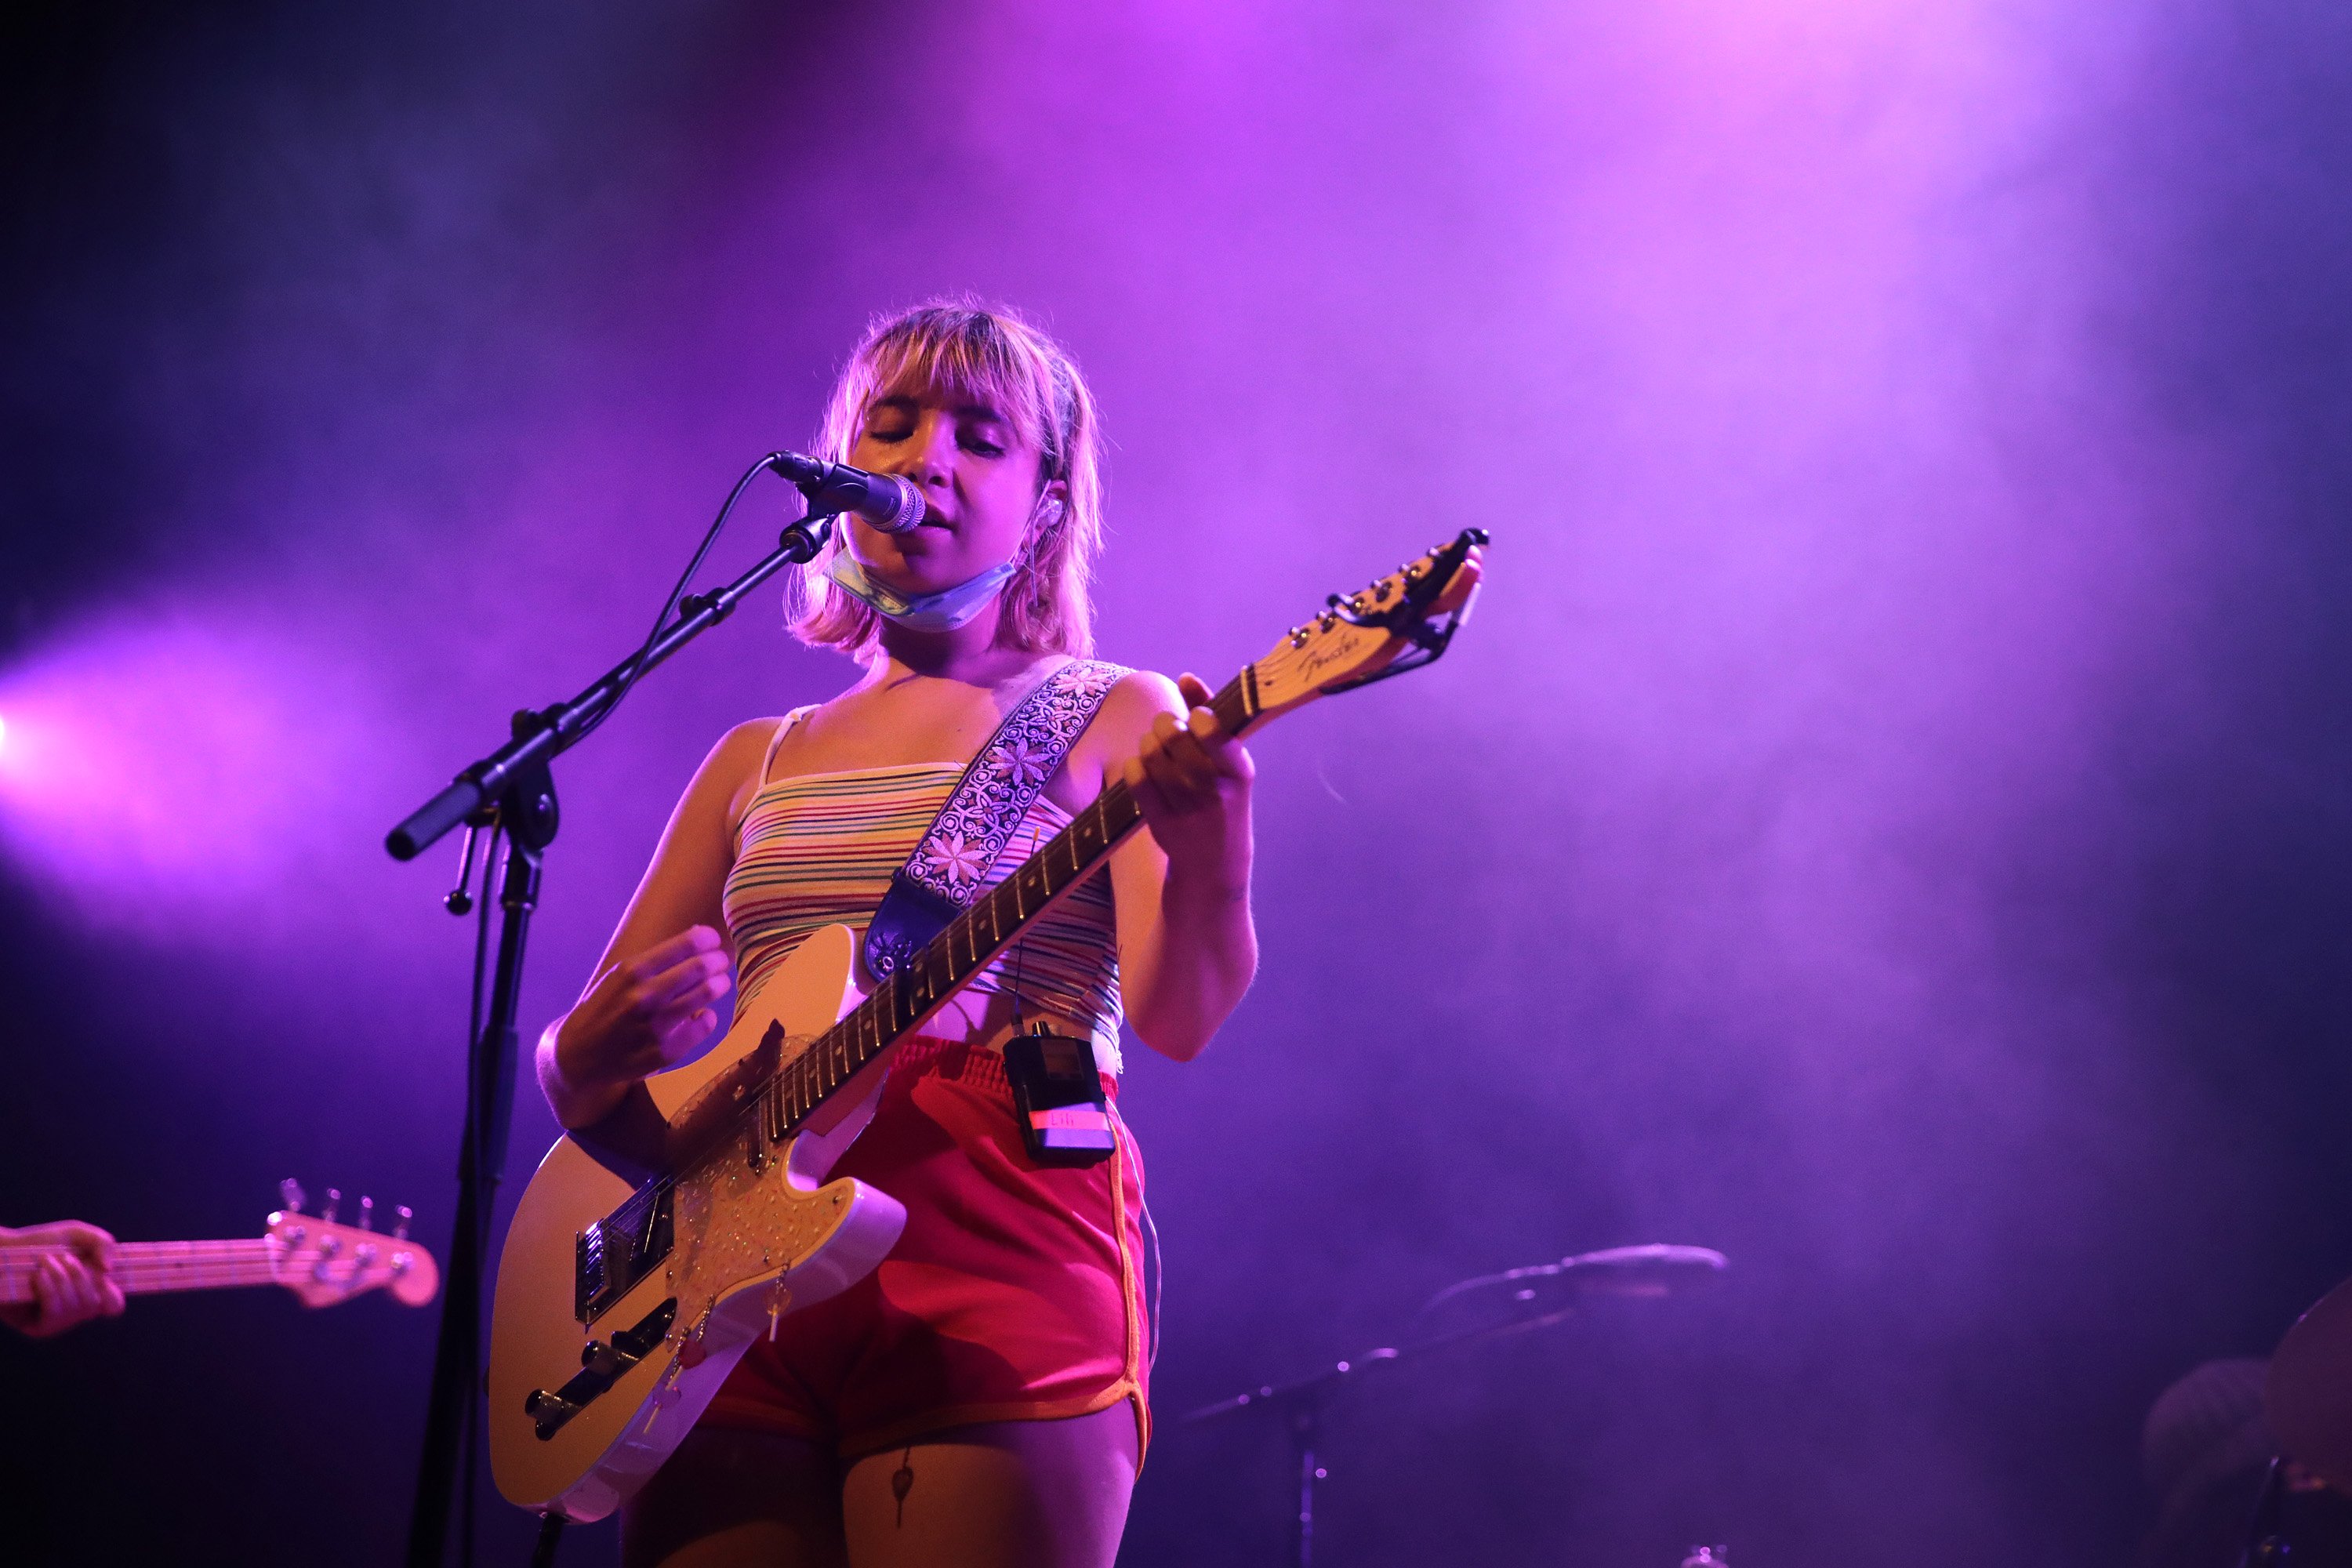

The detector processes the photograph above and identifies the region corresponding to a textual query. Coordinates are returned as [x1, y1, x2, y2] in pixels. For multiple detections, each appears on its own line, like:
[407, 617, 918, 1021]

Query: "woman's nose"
[910, 417, 960, 489]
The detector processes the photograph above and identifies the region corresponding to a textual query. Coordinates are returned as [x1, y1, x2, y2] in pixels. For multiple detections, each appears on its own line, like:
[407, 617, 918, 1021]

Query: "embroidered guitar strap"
[861, 658, 1130, 983]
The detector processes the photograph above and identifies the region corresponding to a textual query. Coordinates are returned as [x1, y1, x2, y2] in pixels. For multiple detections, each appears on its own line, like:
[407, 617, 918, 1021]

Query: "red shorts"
[699, 1036, 1150, 1461]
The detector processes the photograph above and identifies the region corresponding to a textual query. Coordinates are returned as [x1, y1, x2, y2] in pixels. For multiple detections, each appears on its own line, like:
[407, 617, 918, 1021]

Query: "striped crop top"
[721, 714, 1126, 1073]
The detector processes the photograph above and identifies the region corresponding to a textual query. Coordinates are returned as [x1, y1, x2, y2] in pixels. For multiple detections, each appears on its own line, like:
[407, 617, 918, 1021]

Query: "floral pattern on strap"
[902, 659, 1128, 905]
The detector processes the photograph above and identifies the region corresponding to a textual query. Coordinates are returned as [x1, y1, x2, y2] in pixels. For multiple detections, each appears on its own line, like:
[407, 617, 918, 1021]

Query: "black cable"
[566, 454, 782, 747]
[467, 822, 503, 1052]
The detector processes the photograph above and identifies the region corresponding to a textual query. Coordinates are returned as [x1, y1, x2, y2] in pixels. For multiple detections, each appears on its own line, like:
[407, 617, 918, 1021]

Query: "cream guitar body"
[486, 528, 1487, 1525]
[489, 924, 907, 1522]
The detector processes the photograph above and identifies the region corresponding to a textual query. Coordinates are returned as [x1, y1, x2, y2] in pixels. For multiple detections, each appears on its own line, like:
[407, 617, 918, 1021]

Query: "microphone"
[767, 451, 927, 534]
[1420, 1243, 1729, 1316]
[1553, 1243, 1728, 1298]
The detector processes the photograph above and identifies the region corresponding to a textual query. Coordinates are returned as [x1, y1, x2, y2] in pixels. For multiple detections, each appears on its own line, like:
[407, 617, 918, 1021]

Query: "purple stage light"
[0, 601, 385, 938]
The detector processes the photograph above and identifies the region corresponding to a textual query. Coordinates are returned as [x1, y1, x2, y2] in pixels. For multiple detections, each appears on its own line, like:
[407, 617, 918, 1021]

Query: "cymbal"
[2270, 1273, 2352, 1490]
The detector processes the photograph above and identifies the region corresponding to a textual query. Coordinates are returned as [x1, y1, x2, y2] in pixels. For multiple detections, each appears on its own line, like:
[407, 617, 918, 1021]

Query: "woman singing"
[537, 301, 1257, 1567]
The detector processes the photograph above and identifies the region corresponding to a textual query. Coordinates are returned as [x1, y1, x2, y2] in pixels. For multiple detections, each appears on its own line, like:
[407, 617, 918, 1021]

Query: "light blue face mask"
[825, 527, 1020, 633]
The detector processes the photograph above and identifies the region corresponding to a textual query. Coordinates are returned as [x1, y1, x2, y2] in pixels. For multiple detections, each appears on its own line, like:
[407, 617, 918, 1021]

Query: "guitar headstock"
[265, 1185, 440, 1308]
[1240, 528, 1487, 727]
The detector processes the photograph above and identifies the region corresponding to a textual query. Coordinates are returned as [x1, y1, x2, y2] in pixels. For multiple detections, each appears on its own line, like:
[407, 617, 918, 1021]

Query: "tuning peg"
[323, 1188, 341, 1224]
[394, 1206, 412, 1241]
[358, 1196, 375, 1231]
[278, 1178, 307, 1214]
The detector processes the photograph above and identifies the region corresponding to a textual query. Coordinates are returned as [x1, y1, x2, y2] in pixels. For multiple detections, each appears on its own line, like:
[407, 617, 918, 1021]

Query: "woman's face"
[844, 383, 1058, 598]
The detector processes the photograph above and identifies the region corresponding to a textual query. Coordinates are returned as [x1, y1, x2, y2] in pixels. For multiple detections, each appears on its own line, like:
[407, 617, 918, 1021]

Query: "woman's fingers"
[1133, 701, 1249, 811]
[1156, 677, 1252, 783]
[555, 926, 734, 1095]
[56, 1221, 118, 1270]
[637, 948, 734, 1014]
[614, 938, 733, 1023]
[647, 924, 726, 966]
[655, 1007, 723, 1064]
[29, 1254, 101, 1338]
[1, 1224, 122, 1338]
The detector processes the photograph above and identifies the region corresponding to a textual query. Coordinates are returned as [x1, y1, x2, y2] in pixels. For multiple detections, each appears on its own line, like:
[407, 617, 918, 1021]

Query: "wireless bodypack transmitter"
[1003, 1024, 1116, 1169]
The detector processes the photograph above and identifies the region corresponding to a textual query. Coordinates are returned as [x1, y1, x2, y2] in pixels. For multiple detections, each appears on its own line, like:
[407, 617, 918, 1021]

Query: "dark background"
[3, 2, 2349, 1564]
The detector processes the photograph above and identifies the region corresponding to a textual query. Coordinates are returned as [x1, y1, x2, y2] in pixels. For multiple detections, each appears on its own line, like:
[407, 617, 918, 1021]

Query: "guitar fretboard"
[0, 1239, 278, 1303]
[749, 671, 1258, 1140]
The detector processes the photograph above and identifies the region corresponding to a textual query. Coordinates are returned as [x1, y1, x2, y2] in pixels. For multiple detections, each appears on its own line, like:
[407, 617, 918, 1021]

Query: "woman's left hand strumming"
[1123, 673, 1255, 891]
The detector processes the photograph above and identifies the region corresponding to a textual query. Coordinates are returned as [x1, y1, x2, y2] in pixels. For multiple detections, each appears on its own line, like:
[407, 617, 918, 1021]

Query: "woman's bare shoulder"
[1096, 666, 1185, 725]
[695, 716, 798, 826]
[1066, 667, 1175, 754]
[706, 716, 790, 774]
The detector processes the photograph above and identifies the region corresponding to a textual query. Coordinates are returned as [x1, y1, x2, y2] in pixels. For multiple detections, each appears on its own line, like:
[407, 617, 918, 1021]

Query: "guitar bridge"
[575, 1179, 674, 1324]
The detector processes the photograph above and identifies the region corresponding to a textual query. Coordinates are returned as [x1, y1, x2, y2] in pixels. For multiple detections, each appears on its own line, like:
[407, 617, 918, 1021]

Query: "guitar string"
[645, 673, 1258, 1218]
[0, 1239, 405, 1294]
[600, 654, 1295, 1279]
[582, 578, 1471, 1323]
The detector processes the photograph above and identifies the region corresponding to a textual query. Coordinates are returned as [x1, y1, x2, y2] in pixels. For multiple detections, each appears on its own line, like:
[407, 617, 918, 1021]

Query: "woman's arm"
[534, 719, 772, 1130]
[1094, 671, 1258, 1062]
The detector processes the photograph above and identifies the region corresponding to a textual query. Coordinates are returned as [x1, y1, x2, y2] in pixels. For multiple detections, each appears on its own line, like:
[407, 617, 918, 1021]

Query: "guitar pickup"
[575, 1181, 674, 1323]
[526, 1296, 678, 1441]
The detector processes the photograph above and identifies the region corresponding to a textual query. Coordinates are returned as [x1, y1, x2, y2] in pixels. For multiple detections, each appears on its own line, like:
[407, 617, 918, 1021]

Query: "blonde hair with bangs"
[789, 300, 1105, 663]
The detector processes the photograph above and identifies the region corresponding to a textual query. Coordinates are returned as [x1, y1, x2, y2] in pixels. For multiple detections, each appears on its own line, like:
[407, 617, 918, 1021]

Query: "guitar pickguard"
[660, 1110, 857, 1335]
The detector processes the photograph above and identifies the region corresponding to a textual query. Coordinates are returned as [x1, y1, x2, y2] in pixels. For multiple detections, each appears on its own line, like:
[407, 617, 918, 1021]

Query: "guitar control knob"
[524, 1388, 583, 1439]
[278, 1178, 306, 1215]
[580, 1338, 641, 1377]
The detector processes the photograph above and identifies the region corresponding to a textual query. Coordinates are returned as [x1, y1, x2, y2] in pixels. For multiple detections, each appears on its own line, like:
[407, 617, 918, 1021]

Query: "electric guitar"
[0, 1181, 440, 1312]
[488, 529, 1488, 1521]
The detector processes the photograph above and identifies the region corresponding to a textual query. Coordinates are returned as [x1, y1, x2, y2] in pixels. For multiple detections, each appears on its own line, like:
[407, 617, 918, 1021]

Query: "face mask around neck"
[824, 525, 1020, 634]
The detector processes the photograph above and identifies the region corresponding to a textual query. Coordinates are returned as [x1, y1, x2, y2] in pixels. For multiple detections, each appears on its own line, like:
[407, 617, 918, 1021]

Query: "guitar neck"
[0, 1238, 279, 1302]
[758, 672, 1261, 1133]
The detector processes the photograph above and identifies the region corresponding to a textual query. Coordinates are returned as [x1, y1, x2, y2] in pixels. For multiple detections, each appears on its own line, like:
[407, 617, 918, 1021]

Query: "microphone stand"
[1183, 1246, 1725, 1568]
[391, 504, 837, 1568]
[1181, 1298, 1580, 1568]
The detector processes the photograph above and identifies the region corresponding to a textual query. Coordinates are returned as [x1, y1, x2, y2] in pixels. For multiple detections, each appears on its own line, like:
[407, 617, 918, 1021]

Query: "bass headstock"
[265, 1184, 440, 1308]
[1239, 528, 1487, 728]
